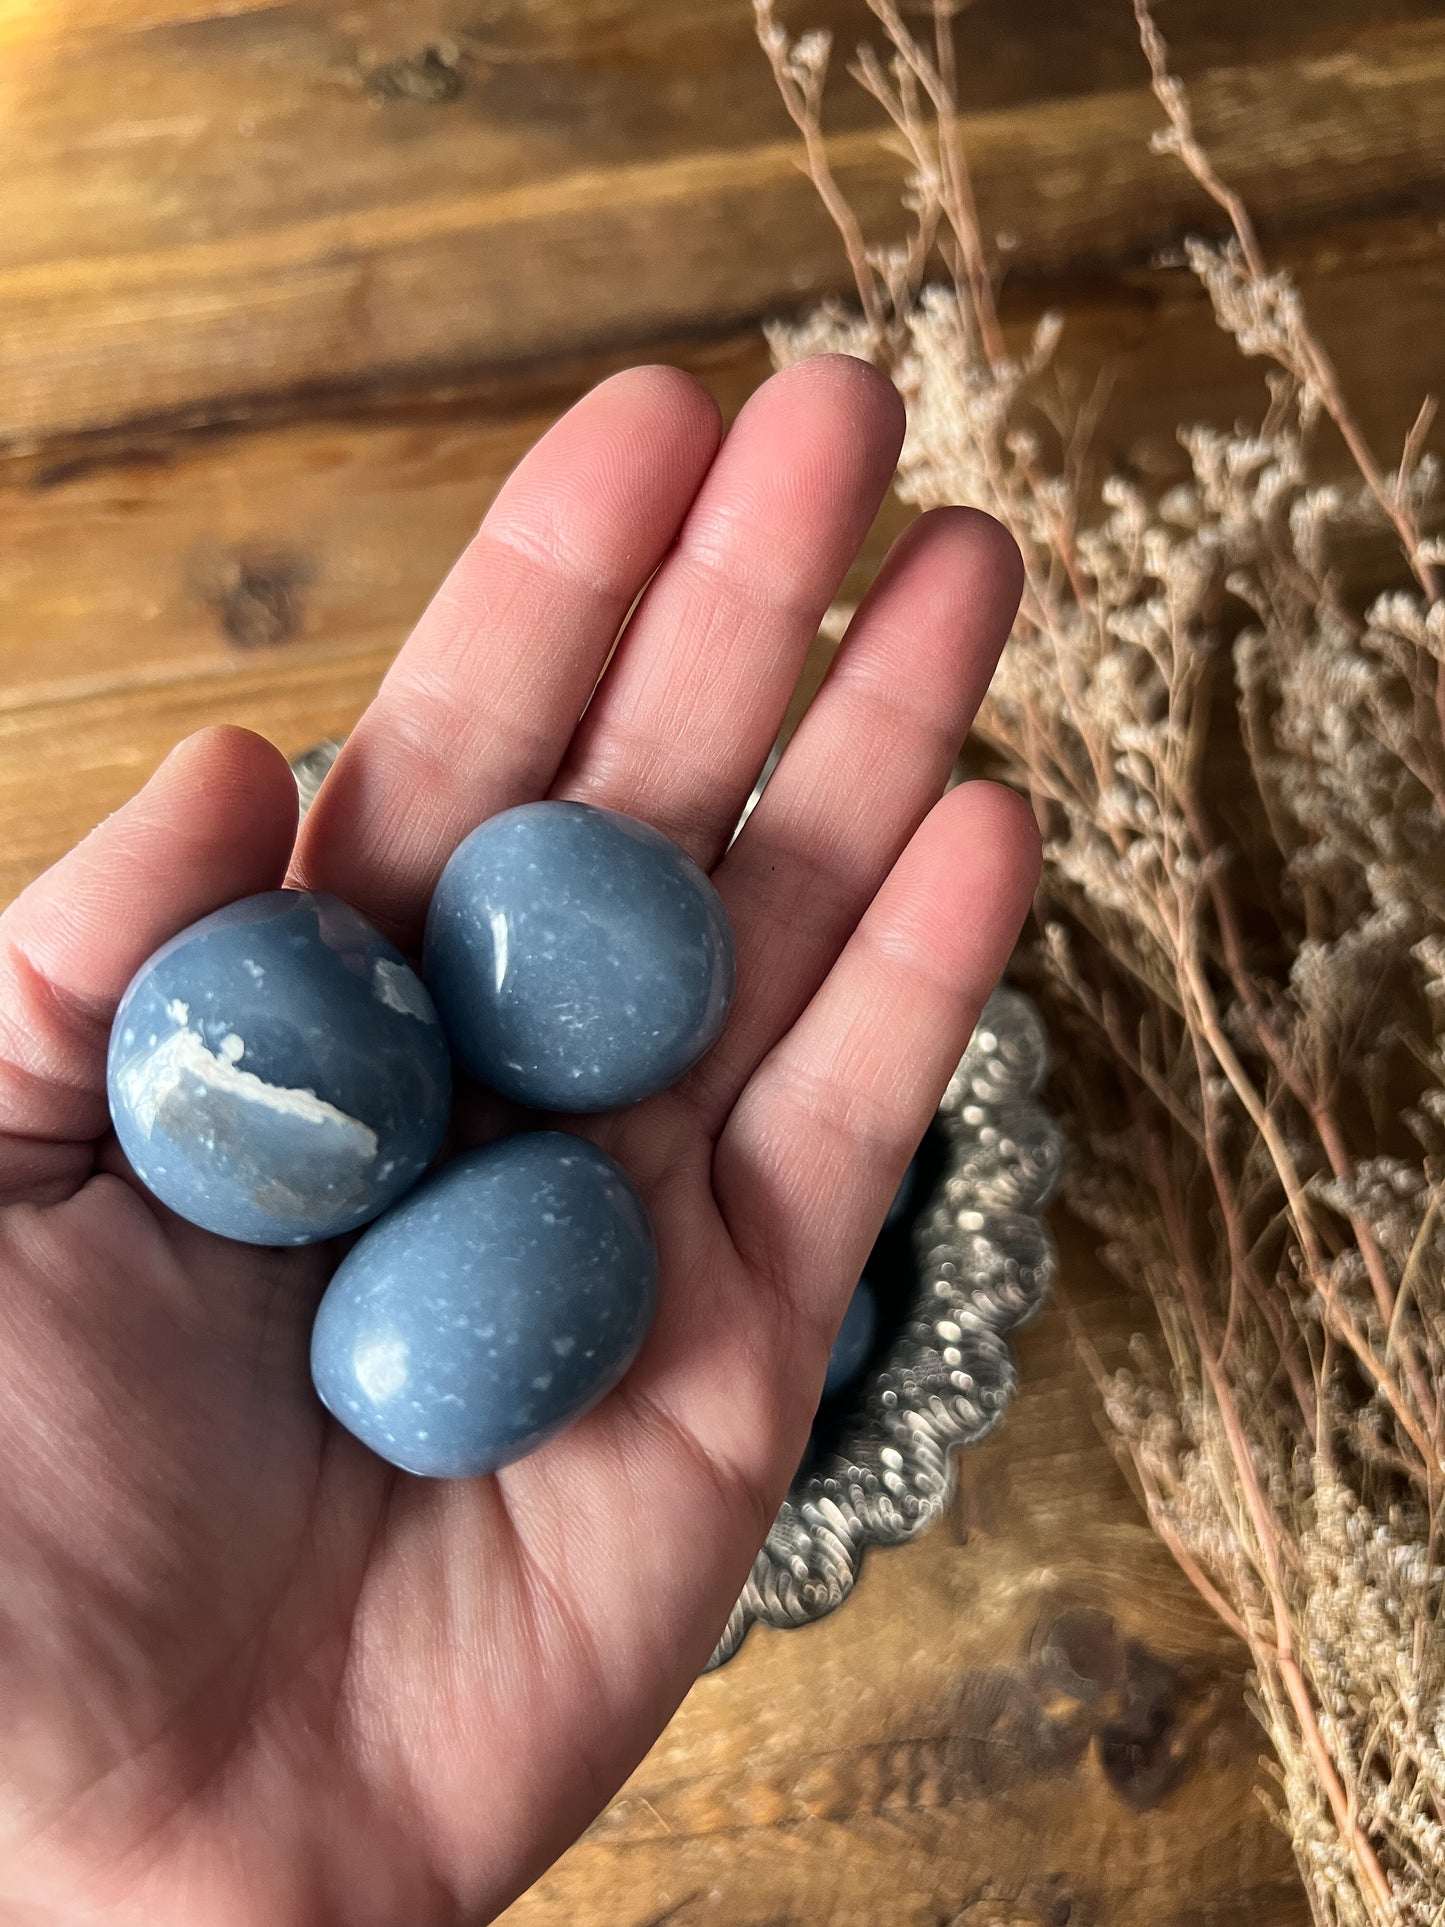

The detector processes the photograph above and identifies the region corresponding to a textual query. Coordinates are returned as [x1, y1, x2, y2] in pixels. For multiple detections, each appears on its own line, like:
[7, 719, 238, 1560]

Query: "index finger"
[291, 365, 722, 944]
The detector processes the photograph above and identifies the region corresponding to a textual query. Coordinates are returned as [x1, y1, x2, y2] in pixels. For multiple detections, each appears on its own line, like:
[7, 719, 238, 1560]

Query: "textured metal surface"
[287, 742, 1059, 1667]
[290, 738, 345, 817]
[707, 985, 1060, 1668]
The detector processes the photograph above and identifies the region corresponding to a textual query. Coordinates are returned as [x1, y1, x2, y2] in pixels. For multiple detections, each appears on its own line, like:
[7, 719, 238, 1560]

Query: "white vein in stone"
[371, 958, 435, 1022]
[488, 909, 510, 995]
[117, 1027, 378, 1157]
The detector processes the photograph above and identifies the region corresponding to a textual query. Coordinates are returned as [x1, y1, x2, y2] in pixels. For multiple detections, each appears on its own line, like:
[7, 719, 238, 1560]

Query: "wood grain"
[0, 333, 848, 907]
[0, 651, 391, 908]
[4, 210, 1439, 910]
[0, 335, 771, 714]
[3, 2, 1445, 441]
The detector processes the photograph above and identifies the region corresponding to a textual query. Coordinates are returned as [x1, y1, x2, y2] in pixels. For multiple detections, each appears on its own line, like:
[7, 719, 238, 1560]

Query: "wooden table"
[4, 3, 1441, 1917]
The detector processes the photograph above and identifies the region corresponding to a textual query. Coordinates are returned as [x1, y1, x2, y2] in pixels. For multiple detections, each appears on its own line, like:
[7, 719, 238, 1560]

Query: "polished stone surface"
[423, 800, 735, 1111]
[107, 890, 451, 1245]
[823, 1277, 878, 1397]
[311, 1132, 659, 1477]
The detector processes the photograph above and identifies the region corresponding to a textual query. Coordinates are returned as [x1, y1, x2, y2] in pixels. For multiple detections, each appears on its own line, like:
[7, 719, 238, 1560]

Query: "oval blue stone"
[310, 1132, 659, 1478]
[823, 1277, 878, 1397]
[106, 890, 451, 1245]
[423, 800, 736, 1111]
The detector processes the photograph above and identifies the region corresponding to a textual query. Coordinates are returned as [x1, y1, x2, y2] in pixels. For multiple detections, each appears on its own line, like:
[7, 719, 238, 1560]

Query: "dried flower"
[757, 1, 1445, 1920]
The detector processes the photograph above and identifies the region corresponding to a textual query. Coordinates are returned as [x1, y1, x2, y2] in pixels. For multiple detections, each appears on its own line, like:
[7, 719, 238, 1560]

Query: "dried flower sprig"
[756, 2, 1445, 1920]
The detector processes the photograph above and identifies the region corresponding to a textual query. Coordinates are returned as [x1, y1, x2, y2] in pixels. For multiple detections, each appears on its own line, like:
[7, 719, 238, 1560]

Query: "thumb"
[0, 727, 298, 1195]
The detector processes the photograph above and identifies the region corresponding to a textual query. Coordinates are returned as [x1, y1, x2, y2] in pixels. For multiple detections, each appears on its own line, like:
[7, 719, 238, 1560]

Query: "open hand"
[0, 356, 1037, 1925]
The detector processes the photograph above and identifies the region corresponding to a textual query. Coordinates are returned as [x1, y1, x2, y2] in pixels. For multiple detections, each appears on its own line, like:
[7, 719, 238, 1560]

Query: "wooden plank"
[4, 209, 1438, 909]
[0, 650, 389, 909]
[5, 216, 1436, 708]
[0, 335, 775, 715]
[0, 334, 779, 910]
[0, 330, 915, 912]
[502, 1219, 1307, 1927]
[4, 3, 1445, 442]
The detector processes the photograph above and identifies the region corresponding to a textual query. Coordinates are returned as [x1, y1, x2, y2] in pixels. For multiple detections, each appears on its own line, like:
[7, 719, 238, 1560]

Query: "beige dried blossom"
[756, 1, 1445, 1920]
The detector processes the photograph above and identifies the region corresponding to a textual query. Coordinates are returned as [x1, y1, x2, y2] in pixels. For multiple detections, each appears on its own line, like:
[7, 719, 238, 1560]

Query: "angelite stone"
[823, 1277, 878, 1397]
[106, 891, 451, 1246]
[423, 800, 736, 1112]
[310, 1132, 659, 1478]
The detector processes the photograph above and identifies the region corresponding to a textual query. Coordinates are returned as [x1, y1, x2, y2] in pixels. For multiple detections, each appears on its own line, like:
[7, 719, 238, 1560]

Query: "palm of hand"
[0, 358, 1036, 1926]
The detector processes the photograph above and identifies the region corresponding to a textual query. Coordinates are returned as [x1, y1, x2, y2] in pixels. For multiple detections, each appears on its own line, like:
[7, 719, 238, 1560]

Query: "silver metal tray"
[708, 984, 1059, 1665]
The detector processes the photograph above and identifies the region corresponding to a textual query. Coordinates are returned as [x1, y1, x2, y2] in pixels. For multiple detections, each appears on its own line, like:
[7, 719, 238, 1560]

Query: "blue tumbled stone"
[106, 890, 451, 1246]
[423, 800, 736, 1111]
[823, 1277, 878, 1396]
[310, 1132, 659, 1478]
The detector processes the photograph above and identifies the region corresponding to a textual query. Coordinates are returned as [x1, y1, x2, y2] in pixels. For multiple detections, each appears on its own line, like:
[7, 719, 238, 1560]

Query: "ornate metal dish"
[291, 739, 345, 816]
[708, 985, 1060, 1666]
[287, 740, 1061, 1668]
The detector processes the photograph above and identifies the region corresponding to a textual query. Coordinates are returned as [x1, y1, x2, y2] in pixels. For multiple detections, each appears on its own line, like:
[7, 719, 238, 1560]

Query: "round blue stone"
[310, 1132, 659, 1478]
[106, 890, 451, 1246]
[823, 1278, 878, 1397]
[423, 800, 736, 1112]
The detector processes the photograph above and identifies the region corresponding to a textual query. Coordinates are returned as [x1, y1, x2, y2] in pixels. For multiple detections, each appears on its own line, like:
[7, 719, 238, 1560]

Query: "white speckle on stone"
[115, 1026, 378, 1158]
[353, 1333, 409, 1402]
[242, 958, 265, 982]
[372, 958, 434, 1022]
[219, 1033, 244, 1064]
[531, 1373, 552, 1391]
[165, 998, 189, 1026]
[488, 909, 511, 993]
[552, 1335, 574, 1357]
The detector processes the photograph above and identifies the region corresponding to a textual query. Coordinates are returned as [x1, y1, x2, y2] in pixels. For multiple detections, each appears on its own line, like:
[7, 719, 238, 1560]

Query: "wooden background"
[4, 1, 1443, 1918]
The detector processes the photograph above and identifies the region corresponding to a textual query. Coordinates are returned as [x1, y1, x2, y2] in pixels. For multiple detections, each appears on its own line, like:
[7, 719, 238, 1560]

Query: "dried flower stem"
[1141, 1115, 1398, 1926]
[864, 0, 1005, 365]
[1188, 812, 1439, 1465]
[759, 0, 1445, 1917]
[1131, 0, 1442, 615]
[754, 2, 886, 342]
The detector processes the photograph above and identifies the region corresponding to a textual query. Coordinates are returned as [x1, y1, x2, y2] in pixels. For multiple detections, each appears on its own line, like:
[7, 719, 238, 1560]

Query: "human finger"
[292, 364, 723, 943]
[552, 355, 904, 867]
[715, 780, 1041, 1345]
[688, 506, 1023, 1128]
[0, 727, 297, 1195]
